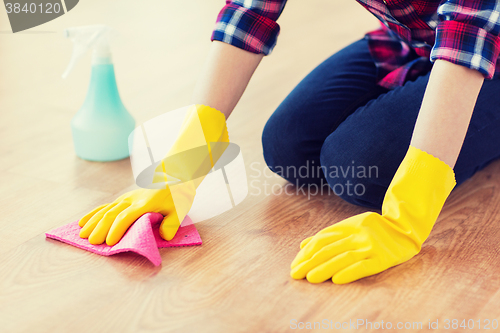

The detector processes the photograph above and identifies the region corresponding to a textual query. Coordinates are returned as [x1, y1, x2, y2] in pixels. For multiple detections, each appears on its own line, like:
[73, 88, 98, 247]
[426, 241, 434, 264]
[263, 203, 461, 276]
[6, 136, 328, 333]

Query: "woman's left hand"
[290, 145, 456, 284]
[290, 211, 421, 284]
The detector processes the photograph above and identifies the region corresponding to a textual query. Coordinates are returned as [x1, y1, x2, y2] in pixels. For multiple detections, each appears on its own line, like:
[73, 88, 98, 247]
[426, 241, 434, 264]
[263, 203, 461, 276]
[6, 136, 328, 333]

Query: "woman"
[78, 0, 500, 284]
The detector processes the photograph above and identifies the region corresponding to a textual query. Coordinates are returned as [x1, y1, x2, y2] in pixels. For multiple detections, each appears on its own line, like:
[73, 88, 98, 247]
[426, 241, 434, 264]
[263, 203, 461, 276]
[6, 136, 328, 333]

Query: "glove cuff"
[401, 146, 456, 193]
[193, 104, 230, 168]
[156, 104, 230, 186]
[381, 145, 456, 245]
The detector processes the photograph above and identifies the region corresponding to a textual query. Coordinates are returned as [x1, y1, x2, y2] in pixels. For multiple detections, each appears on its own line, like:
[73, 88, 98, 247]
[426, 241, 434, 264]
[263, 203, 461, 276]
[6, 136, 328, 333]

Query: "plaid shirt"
[211, 0, 500, 89]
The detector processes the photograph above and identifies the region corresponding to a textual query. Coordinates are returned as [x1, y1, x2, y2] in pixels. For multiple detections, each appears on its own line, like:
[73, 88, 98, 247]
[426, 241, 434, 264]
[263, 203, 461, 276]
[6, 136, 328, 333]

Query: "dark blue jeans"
[262, 38, 500, 210]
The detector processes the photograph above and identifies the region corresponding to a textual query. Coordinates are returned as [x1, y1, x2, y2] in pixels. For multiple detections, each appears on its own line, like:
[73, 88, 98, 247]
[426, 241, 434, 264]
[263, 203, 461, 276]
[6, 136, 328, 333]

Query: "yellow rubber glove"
[290, 145, 456, 284]
[152, 104, 229, 185]
[78, 181, 196, 245]
[79, 104, 229, 245]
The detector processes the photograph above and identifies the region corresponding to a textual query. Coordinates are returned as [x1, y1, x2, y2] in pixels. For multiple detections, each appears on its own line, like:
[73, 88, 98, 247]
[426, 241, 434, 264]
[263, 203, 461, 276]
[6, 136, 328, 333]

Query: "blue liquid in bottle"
[71, 63, 135, 161]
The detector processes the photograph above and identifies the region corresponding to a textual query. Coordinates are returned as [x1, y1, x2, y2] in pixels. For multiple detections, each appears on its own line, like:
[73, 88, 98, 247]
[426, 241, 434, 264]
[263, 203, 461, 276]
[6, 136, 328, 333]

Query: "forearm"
[156, 42, 262, 187]
[191, 41, 264, 119]
[410, 60, 484, 168]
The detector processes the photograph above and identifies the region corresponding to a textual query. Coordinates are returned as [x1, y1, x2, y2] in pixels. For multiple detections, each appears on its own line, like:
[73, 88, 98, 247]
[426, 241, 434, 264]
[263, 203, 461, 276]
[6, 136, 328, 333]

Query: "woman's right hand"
[78, 181, 196, 246]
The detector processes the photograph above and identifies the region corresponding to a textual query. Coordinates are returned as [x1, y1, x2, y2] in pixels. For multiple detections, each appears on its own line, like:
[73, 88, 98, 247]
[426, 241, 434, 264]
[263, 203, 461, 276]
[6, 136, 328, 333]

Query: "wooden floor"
[1, 1, 499, 332]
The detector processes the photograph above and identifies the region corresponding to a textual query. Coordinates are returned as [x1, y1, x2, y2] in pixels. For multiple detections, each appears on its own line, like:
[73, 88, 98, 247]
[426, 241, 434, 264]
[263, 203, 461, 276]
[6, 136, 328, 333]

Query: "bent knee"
[320, 136, 388, 209]
[262, 110, 324, 185]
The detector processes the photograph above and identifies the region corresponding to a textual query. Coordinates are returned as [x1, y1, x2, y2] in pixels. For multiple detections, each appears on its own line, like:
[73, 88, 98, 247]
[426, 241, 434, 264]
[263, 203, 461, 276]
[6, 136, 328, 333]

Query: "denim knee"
[319, 134, 389, 210]
[262, 111, 324, 186]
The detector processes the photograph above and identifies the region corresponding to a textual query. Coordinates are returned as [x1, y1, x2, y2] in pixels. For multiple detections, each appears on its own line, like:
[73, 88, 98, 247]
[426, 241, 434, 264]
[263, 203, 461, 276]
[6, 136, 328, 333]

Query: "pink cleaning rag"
[45, 212, 201, 266]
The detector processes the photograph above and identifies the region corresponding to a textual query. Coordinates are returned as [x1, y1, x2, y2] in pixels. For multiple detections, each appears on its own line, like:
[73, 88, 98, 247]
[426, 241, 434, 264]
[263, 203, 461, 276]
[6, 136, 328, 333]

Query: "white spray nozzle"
[62, 24, 117, 79]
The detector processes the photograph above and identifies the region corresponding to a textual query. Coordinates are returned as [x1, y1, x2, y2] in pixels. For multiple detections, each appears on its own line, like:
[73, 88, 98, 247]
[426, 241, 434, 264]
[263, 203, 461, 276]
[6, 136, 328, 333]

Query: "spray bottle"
[62, 25, 135, 162]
